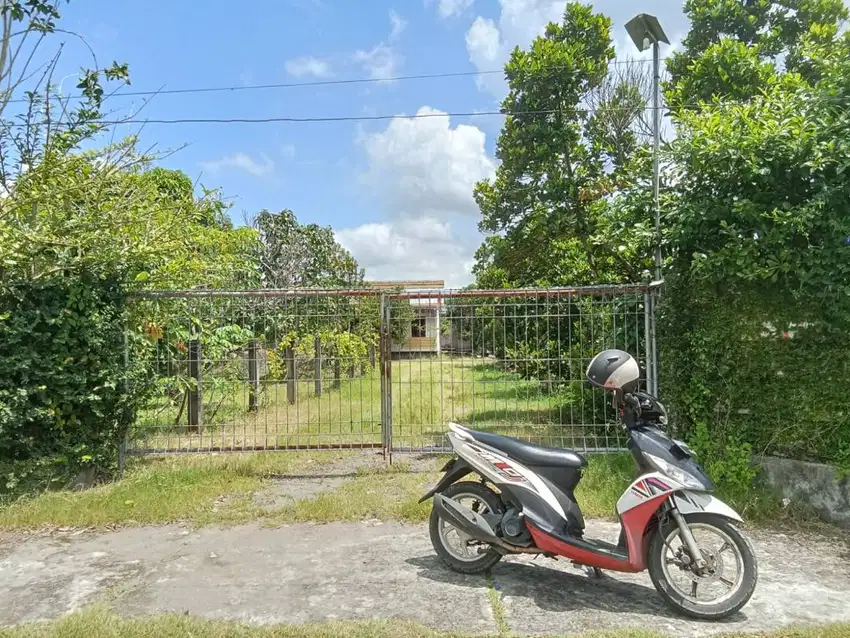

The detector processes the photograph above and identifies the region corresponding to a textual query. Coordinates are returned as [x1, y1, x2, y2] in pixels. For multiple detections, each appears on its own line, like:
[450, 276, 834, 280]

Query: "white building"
[367, 280, 443, 357]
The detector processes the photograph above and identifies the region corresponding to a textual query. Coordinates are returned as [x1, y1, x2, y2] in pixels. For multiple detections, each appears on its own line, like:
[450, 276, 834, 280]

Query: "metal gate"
[125, 284, 655, 457]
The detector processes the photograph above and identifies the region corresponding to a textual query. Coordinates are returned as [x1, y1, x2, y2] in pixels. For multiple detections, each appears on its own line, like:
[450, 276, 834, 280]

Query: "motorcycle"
[420, 349, 758, 620]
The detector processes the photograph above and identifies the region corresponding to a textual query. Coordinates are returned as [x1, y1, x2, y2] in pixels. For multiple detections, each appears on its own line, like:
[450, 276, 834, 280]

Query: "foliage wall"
[470, 0, 850, 466]
[660, 37, 850, 466]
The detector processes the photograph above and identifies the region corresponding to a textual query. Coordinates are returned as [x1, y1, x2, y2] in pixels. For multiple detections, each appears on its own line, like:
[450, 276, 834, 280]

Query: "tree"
[0, 2, 267, 489]
[665, 0, 849, 110]
[472, 2, 653, 288]
[0, 1, 141, 491]
[253, 209, 362, 288]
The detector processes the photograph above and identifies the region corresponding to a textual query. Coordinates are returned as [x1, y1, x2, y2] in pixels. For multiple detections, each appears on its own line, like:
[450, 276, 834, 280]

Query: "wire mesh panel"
[126, 284, 653, 456]
[126, 290, 387, 454]
[387, 285, 652, 453]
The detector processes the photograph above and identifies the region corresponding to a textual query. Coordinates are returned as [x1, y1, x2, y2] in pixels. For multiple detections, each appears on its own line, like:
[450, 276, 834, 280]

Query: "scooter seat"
[463, 428, 588, 469]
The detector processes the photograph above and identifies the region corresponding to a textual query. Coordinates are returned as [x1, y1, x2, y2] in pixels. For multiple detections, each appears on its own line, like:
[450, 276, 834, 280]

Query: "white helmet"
[586, 349, 640, 392]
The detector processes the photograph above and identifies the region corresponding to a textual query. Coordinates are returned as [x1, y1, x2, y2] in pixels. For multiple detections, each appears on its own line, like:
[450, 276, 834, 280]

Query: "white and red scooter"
[420, 349, 757, 620]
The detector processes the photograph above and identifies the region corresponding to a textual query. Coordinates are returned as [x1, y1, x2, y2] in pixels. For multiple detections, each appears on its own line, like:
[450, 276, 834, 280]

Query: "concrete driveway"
[0, 520, 848, 636]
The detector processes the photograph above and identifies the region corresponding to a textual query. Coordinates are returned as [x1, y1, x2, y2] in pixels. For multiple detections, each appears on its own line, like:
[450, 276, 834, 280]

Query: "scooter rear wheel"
[429, 481, 504, 574]
[648, 512, 758, 620]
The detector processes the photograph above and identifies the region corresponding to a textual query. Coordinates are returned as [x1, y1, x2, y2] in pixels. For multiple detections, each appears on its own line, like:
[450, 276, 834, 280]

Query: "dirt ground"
[0, 517, 848, 636]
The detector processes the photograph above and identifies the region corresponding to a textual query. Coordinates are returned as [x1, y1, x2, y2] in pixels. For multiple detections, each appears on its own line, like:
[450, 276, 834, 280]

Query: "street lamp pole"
[626, 13, 668, 398]
[625, 13, 668, 283]
[652, 37, 661, 282]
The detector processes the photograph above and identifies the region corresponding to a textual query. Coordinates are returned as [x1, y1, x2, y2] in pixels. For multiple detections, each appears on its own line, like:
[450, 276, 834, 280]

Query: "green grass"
[0, 609, 847, 638]
[262, 472, 438, 526]
[0, 451, 452, 530]
[0, 447, 798, 532]
[487, 573, 509, 638]
[0, 452, 353, 529]
[576, 453, 635, 519]
[0, 440, 633, 531]
[133, 358, 623, 453]
[0, 354, 817, 531]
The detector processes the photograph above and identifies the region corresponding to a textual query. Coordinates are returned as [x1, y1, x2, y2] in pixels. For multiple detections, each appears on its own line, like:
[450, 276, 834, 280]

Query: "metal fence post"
[188, 339, 203, 430]
[380, 295, 393, 463]
[650, 285, 660, 397]
[643, 290, 659, 397]
[643, 291, 652, 395]
[248, 339, 260, 412]
[380, 295, 387, 459]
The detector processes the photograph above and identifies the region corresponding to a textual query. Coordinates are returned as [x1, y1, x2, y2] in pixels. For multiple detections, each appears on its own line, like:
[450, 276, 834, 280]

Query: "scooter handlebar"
[623, 393, 642, 414]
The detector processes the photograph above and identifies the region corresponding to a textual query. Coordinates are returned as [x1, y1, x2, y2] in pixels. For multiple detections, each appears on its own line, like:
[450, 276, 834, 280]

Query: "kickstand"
[571, 562, 605, 579]
[585, 566, 605, 579]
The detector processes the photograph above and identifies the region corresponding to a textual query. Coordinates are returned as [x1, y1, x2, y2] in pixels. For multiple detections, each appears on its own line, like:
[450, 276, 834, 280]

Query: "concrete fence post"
[314, 336, 322, 397]
[285, 346, 296, 404]
[248, 339, 260, 412]
[188, 339, 203, 430]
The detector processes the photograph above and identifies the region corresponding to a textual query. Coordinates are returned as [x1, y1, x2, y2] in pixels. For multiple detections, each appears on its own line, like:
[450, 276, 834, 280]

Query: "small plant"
[689, 421, 759, 506]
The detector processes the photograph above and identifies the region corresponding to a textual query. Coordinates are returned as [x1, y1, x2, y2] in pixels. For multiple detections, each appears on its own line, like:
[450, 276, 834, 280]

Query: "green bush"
[0, 273, 147, 493]
[660, 281, 850, 468]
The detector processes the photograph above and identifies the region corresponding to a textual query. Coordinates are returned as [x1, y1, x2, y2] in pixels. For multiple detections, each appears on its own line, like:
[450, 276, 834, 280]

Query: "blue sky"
[51, 0, 695, 287]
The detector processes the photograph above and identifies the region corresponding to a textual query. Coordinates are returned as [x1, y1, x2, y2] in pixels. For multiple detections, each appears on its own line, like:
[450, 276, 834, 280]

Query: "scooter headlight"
[644, 452, 705, 489]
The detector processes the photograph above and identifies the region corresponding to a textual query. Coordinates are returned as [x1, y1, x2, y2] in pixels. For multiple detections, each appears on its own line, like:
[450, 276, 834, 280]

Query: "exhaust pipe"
[433, 494, 539, 555]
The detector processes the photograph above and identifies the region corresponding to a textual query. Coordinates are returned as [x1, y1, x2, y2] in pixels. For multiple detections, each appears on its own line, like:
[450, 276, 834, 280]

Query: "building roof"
[366, 280, 445, 290]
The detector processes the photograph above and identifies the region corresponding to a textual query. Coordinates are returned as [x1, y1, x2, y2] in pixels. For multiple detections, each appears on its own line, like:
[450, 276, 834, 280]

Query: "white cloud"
[353, 43, 402, 80]
[389, 9, 407, 40]
[337, 218, 475, 288]
[339, 106, 496, 287]
[281, 144, 296, 159]
[352, 11, 406, 80]
[361, 106, 496, 216]
[466, 0, 564, 96]
[434, 0, 474, 18]
[199, 153, 275, 177]
[466, 16, 500, 67]
[285, 56, 332, 78]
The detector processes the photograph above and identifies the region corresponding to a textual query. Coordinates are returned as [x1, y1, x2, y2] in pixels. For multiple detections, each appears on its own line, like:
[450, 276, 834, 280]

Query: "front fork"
[666, 500, 707, 571]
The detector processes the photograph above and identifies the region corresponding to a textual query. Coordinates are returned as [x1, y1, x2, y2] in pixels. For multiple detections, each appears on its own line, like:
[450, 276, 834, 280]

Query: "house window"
[411, 317, 427, 338]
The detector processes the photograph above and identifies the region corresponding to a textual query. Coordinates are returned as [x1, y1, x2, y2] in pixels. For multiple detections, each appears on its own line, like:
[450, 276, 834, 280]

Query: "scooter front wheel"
[648, 512, 758, 620]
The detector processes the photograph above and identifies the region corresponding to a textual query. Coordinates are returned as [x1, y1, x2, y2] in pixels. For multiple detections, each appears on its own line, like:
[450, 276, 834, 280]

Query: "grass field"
[0, 449, 640, 530]
[0, 360, 800, 530]
[131, 357, 623, 454]
[0, 444, 799, 532]
[0, 609, 847, 638]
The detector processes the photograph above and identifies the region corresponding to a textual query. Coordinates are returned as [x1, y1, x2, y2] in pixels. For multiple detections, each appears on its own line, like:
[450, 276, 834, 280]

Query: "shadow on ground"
[407, 554, 747, 623]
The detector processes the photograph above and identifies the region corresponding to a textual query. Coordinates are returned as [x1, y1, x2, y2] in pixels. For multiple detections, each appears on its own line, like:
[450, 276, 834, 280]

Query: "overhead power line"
[10, 93, 831, 130]
[90, 103, 670, 126]
[5, 57, 665, 104]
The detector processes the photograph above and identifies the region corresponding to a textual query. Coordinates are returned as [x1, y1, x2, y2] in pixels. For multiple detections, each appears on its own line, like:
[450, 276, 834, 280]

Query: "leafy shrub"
[0, 273, 149, 492]
[267, 330, 371, 382]
[661, 281, 850, 468]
